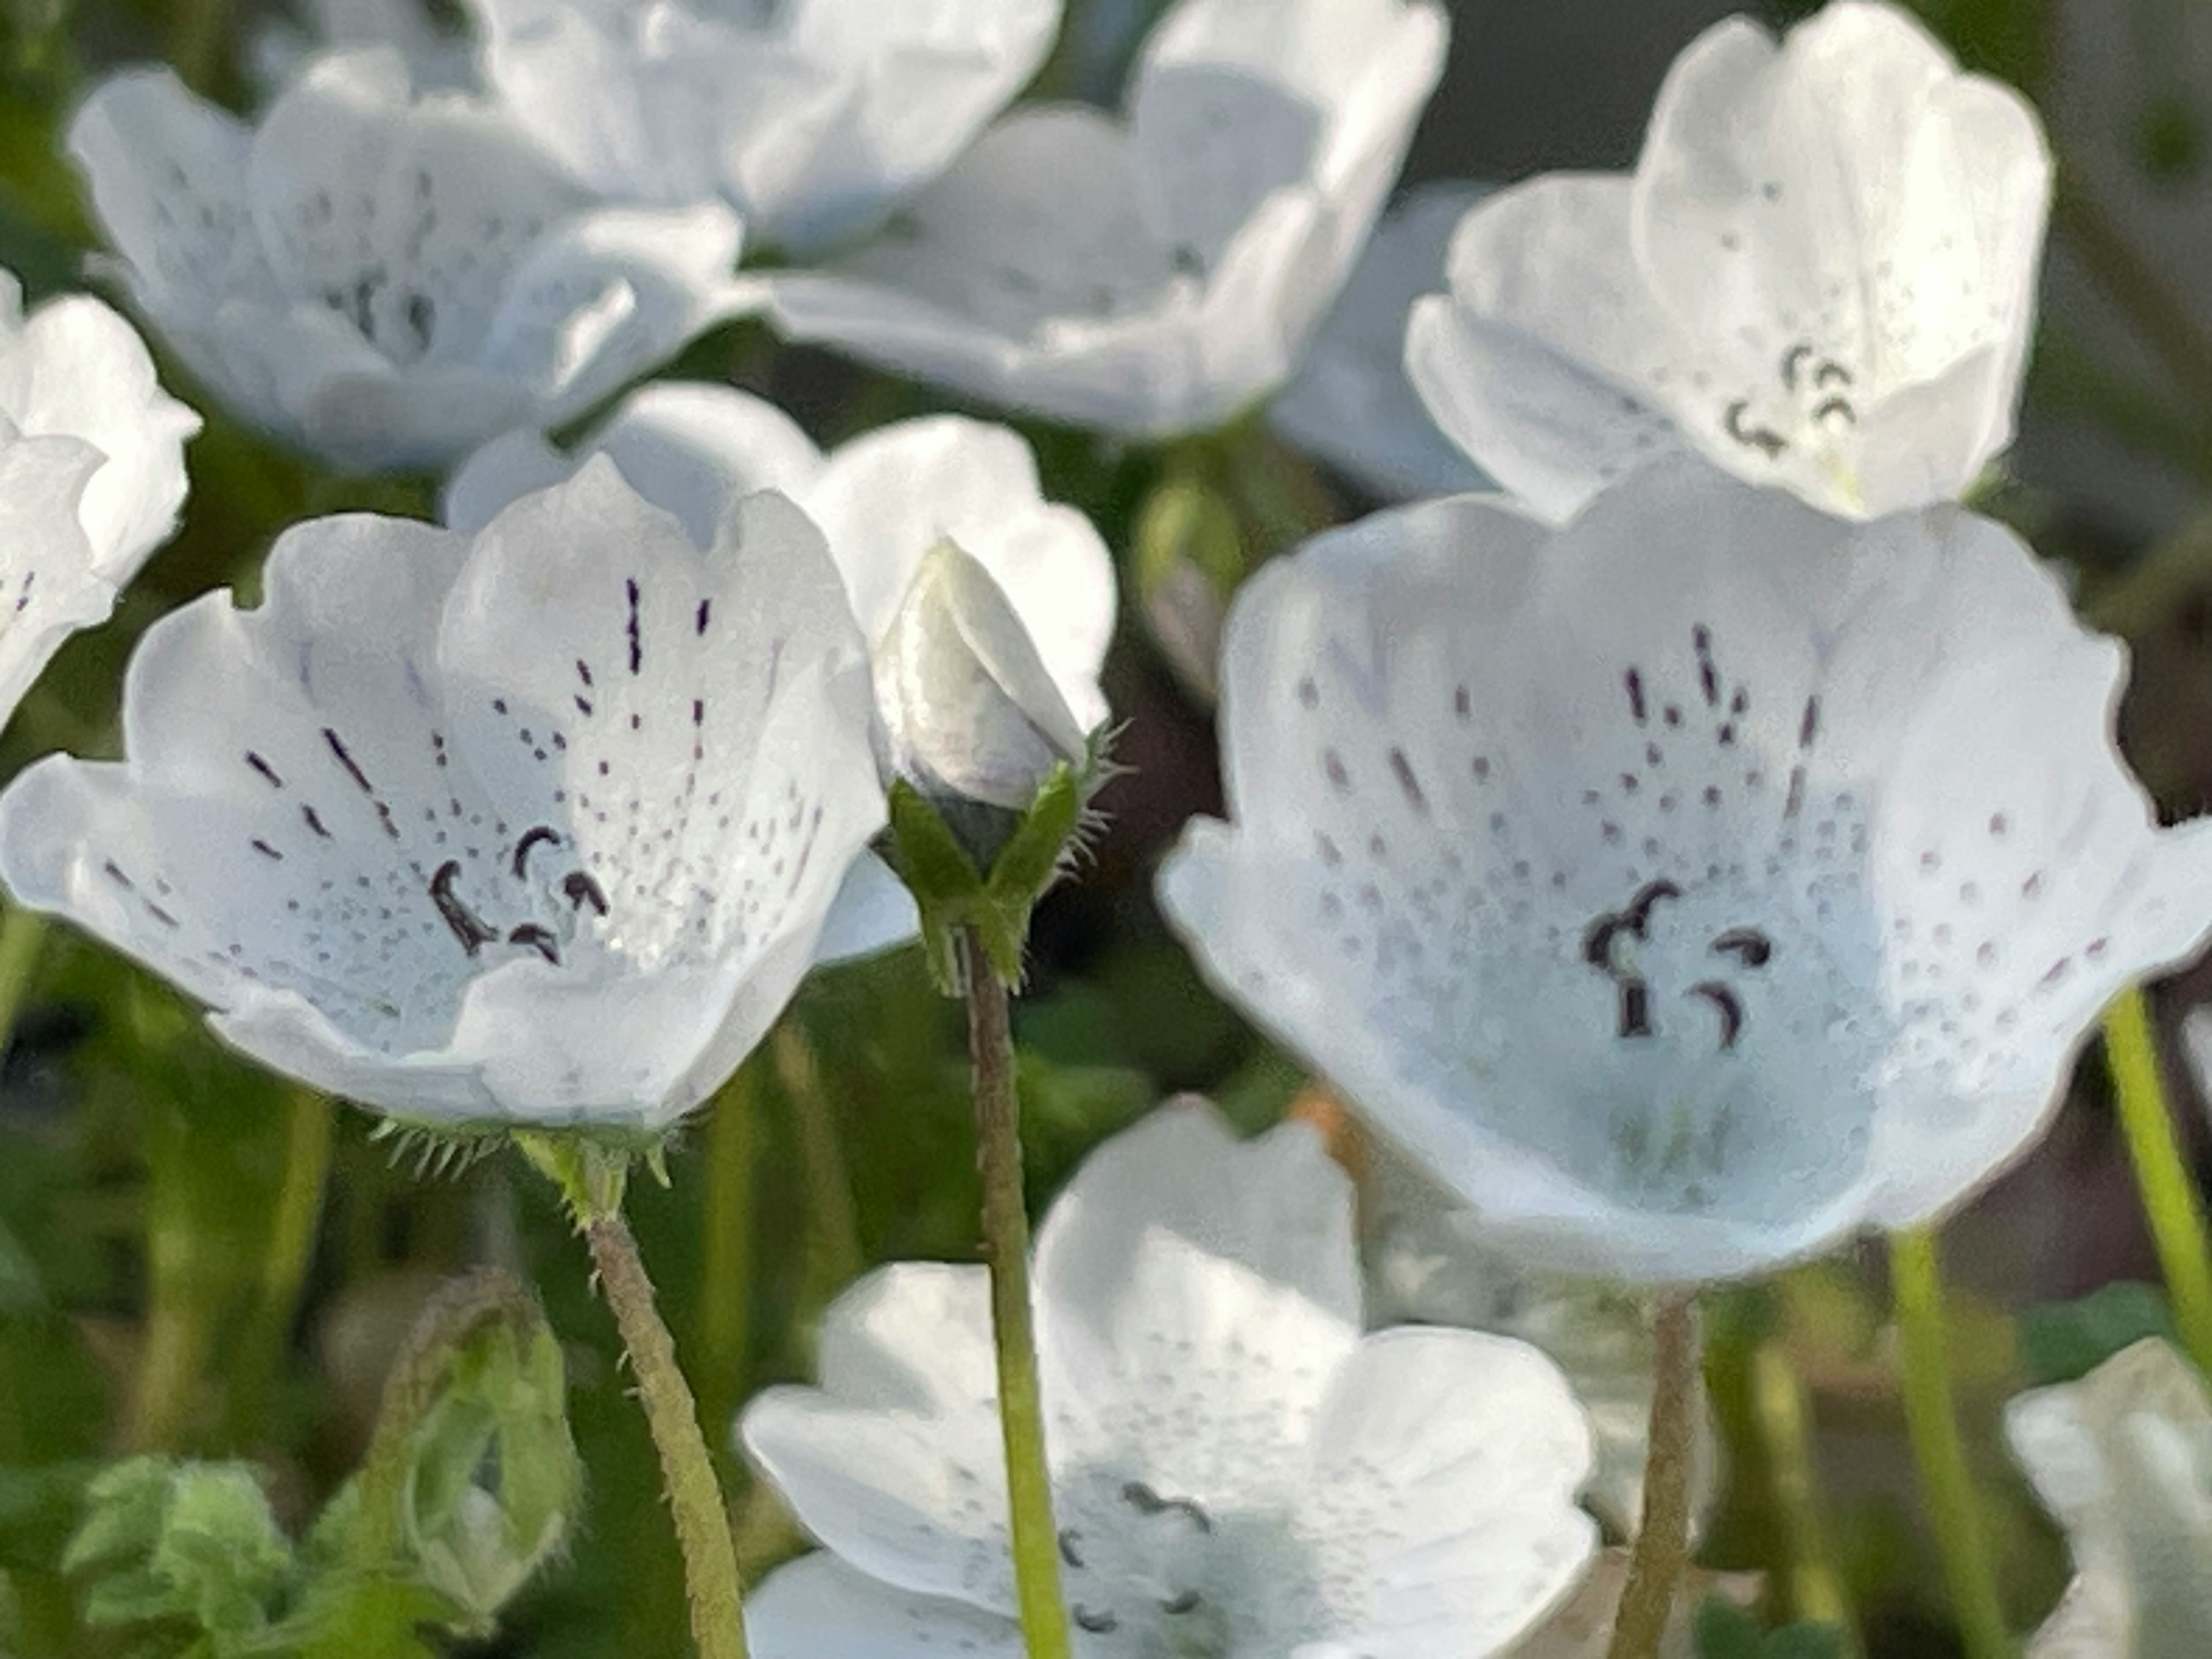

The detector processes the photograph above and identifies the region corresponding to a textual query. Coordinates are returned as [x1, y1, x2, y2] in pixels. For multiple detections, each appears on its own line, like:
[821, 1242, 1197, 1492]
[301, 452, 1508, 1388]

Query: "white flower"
[740, 1101, 1598, 1657]
[0, 270, 199, 729]
[1156, 463, 2212, 1285]
[67, 50, 748, 475]
[1406, 0, 2051, 522]
[0, 460, 884, 1130]
[2004, 1339, 2212, 1657]
[446, 381, 1115, 787]
[1271, 183, 1495, 502]
[469, 0, 1063, 256]
[765, 0, 1448, 438]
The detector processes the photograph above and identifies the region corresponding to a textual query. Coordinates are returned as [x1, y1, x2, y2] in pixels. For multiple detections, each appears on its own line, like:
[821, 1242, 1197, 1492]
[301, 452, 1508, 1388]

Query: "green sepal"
[512, 1134, 630, 1226]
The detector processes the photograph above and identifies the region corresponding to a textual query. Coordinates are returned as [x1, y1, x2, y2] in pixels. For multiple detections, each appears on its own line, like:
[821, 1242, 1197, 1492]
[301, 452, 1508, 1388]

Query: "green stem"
[1605, 1295, 1700, 1659]
[0, 906, 48, 1048]
[695, 1060, 764, 1451]
[229, 1091, 335, 1442]
[2084, 502, 2212, 638]
[1892, 1228, 2013, 1659]
[1749, 1340, 1862, 1658]
[2103, 987, 2212, 1376]
[961, 927, 1072, 1659]
[584, 1198, 749, 1659]
[774, 1021, 865, 1299]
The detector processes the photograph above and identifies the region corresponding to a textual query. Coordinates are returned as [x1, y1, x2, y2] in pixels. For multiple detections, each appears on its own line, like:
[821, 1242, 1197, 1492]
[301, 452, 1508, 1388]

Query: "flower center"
[1059, 1479, 1233, 1657]
[1717, 341, 1862, 484]
[1580, 878, 1774, 1051]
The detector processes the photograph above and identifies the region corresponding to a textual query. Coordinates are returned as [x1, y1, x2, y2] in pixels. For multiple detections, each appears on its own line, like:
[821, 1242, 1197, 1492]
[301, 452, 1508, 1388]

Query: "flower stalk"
[1891, 1226, 2012, 1659]
[2101, 987, 2212, 1377]
[526, 1138, 749, 1659]
[1605, 1294, 1700, 1659]
[961, 925, 1073, 1659]
[1748, 1338, 1861, 1656]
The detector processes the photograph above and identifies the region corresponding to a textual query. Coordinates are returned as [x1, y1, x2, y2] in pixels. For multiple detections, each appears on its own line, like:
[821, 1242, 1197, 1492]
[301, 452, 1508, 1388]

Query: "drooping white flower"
[68, 50, 748, 475]
[1271, 183, 1495, 502]
[469, 0, 1063, 256]
[0, 460, 884, 1130]
[1406, 1, 2051, 522]
[765, 0, 1448, 438]
[1157, 463, 2212, 1285]
[2004, 1338, 2212, 1657]
[446, 382, 1115, 785]
[740, 1101, 1599, 1657]
[0, 270, 199, 729]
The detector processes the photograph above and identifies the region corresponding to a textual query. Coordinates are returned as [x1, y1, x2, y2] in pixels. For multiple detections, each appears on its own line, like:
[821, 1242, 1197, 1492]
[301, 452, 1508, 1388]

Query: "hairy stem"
[1605, 1295, 1700, 1659]
[586, 1203, 749, 1659]
[1892, 1228, 2013, 1659]
[961, 927, 1072, 1659]
[2103, 987, 2212, 1375]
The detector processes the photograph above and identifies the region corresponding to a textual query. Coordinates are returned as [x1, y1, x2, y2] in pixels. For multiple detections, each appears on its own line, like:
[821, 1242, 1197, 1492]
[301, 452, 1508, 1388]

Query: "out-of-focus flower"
[1406, 1, 2050, 522]
[0, 270, 198, 729]
[469, 0, 1062, 256]
[1271, 183, 1494, 502]
[0, 461, 883, 1130]
[2004, 1338, 2212, 1657]
[1158, 463, 2212, 1284]
[740, 1101, 1598, 1657]
[766, 0, 1448, 438]
[252, 0, 477, 95]
[69, 51, 747, 475]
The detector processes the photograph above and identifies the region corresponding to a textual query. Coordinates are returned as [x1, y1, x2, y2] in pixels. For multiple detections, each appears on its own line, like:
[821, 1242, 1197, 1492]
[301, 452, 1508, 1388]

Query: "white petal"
[0, 431, 114, 727]
[445, 384, 824, 545]
[1271, 183, 1497, 502]
[745, 1554, 1023, 1659]
[475, 0, 1060, 254]
[0, 278, 199, 578]
[741, 1263, 1015, 1613]
[1033, 1099, 1361, 1332]
[803, 415, 1113, 730]
[1404, 176, 1683, 521]
[812, 852, 919, 967]
[1291, 1328, 1597, 1657]
[1160, 464, 2212, 1283]
[1038, 1215, 1361, 1514]
[2005, 1339, 2212, 1655]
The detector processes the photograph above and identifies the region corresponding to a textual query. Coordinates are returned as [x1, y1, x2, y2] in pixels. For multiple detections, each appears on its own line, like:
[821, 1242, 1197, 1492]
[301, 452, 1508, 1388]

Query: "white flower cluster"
[2, 0, 2209, 1649]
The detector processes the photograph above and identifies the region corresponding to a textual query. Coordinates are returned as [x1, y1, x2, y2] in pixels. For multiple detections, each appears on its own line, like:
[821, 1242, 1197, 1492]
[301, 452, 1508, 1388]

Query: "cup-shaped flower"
[2004, 1338, 2212, 1657]
[0, 269, 199, 729]
[67, 50, 749, 475]
[1406, 1, 2051, 522]
[740, 1101, 1598, 1657]
[1271, 183, 1494, 503]
[764, 0, 1448, 438]
[446, 383, 1115, 785]
[1157, 463, 2212, 1285]
[0, 460, 884, 1130]
[469, 0, 1062, 256]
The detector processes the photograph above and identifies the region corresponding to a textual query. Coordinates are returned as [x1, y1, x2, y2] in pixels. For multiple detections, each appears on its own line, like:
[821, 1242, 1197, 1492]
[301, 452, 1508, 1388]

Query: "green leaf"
[67, 1459, 293, 1642]
[1692, 1596, 1767, 1659]
[2018, 1281, 2179, 1386]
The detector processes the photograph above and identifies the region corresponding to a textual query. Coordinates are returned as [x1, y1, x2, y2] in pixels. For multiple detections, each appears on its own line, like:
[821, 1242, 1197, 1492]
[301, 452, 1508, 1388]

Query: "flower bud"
[874, 537, 1092, 812]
